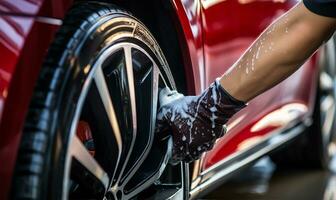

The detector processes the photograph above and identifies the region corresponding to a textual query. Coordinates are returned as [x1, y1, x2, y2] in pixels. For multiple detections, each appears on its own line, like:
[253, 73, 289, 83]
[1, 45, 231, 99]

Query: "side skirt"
[190, 118, 311, 199]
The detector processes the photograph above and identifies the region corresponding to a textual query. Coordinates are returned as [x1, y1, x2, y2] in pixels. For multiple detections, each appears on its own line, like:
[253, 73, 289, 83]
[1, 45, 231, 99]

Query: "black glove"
[156, 79, 246, 163]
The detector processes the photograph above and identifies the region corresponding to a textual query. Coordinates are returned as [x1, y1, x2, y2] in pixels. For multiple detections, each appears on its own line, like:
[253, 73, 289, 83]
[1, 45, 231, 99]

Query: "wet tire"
[11, 2, 188, 199]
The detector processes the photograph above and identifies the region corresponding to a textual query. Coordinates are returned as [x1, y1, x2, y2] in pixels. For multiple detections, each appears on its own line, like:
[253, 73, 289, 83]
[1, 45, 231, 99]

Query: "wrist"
[197, 79, 247, 126]
[215, 78, 247, 107]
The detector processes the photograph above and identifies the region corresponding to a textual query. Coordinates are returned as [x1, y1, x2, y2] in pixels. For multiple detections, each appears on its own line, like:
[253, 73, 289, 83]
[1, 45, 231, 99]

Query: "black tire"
[271, 36, 336, 170]
[11, 2, 188, 199]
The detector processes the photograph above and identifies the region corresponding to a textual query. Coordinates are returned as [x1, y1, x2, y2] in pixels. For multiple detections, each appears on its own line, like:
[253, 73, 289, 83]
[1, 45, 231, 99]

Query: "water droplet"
[272, 25, 275, 31]
[210, 107, 217, 112]
[182, 135, 186, 141]
[256, 47, 261, 59]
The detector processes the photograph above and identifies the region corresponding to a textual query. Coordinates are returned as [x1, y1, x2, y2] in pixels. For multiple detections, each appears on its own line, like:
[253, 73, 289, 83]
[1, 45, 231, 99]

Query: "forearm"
[220, 2, 336, 102]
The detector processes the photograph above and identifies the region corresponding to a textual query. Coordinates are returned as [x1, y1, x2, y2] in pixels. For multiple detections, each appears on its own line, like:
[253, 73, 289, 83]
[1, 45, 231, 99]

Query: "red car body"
[0, 0, 319, 199]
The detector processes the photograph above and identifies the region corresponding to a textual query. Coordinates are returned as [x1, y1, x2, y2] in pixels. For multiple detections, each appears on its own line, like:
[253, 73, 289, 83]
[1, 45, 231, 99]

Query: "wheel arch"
[74, 0, 192, 94]
[33, 0, 199, 94]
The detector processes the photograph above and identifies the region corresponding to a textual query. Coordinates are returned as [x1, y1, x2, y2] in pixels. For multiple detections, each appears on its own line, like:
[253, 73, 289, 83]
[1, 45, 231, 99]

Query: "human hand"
[156, 79, 246, 163]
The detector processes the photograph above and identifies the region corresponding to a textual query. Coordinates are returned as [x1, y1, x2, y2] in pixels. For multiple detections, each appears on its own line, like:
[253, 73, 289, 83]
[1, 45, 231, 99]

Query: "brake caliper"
[76, 121, 95, 156]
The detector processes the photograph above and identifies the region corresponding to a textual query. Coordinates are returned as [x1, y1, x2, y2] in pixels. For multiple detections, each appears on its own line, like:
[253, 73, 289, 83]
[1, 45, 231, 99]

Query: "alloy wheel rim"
[62, 41, 184, 199]
[319, 39, 336, 162]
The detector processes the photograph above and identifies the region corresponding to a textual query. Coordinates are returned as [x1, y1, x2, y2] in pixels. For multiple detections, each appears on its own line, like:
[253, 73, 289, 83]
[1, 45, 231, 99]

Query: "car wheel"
[11, 2, 189, 199]
[315, 35, 336, 168]
[271, 36, 336, 169]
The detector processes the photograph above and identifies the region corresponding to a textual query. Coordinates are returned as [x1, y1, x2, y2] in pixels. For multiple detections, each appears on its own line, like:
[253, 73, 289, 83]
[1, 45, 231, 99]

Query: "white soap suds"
[211, 86, 218, 103]
[210, 113, 218, 128]
[182, 135, 186, 141]
[210, 107, 217, 112]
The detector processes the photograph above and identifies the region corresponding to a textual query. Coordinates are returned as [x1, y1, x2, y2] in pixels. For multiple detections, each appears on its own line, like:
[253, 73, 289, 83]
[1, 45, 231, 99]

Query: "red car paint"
[0, 0, 72, 18]
[171, 0, 205, 94]
[0, 19, 60, 200]
[0, 1, 71, 198]
[0, 0, 320, 198]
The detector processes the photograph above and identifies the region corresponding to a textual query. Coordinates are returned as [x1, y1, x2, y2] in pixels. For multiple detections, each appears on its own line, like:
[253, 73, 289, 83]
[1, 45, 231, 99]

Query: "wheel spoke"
[121, 63, 161, 187]
[70, 136, 110, 191]
[321, 96, 335, 134]
[113, 47, 138, 184]
[94, 66, 122, 180]
[320, 71, 334, 92]
[152, 64, 160, 107]
[124, 137, 171, 199]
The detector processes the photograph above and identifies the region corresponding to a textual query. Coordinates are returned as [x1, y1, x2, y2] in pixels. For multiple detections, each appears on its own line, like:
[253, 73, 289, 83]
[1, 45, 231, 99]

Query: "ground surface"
[202, 156, 336, 200]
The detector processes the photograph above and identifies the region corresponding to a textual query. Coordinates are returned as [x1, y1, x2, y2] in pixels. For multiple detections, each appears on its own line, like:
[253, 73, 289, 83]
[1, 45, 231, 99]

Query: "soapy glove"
[156, 79, 246, 163]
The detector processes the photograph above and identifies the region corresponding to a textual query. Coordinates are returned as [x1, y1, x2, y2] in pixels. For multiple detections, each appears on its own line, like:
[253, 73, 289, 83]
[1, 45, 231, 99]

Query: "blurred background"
[204, 155, 336, 200]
